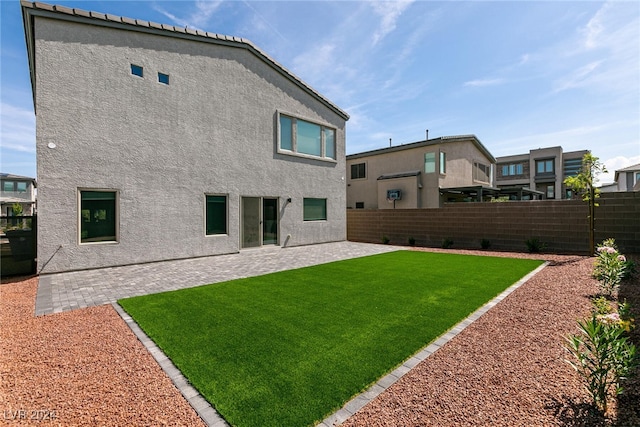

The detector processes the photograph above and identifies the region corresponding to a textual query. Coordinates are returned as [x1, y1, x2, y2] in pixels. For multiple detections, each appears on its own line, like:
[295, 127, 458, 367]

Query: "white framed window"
[278, 112, 337, 161]
[79, 190, 118, 244]
[424, 152, 435, 173]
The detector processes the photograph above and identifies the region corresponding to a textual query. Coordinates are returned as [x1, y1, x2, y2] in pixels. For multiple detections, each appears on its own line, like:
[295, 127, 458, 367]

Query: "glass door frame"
[240, 196, 279, 249]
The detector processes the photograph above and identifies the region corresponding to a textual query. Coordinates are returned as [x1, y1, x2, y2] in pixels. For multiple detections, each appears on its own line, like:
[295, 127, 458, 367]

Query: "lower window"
[303, 198, 327, 221]
[206, 195, 228, 235]
[80, 190, 118, 243]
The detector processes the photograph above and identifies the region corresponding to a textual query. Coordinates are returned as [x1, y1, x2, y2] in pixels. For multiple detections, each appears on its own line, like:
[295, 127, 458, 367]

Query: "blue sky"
[2, 0, 639, 184]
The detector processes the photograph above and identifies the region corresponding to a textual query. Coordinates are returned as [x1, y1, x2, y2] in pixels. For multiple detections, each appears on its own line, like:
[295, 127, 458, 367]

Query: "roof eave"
[20, 1, 349, 121]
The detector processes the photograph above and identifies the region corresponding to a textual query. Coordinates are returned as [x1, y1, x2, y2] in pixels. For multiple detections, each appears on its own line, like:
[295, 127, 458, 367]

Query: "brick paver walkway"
[35, 241, 398, 316]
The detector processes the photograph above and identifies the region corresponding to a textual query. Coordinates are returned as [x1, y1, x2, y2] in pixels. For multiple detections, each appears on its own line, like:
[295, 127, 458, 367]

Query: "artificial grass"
[118, 250, 543, 427]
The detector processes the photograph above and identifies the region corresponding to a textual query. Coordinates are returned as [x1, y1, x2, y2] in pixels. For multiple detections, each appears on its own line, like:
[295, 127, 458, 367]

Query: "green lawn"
[118, 251, 543, 427]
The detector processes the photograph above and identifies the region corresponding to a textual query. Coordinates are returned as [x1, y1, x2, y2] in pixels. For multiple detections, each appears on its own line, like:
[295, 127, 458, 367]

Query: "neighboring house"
[346, 135, 497, 209]
[616, 163, 640, 191]
[600, 163, 640, 192]
[495, 147, 588, 200]
[22, 1, 349, 273]
[0, 173, 37, 216]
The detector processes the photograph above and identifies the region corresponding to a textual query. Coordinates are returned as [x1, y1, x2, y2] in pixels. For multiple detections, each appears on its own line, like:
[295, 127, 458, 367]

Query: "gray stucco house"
[22, 1, 349, 273]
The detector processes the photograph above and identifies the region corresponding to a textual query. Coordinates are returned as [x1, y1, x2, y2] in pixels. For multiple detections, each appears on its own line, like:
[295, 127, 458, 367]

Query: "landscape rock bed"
[0, 276, 205, 426]
[341, 249, 640, 426]
[1, 249, 638, 426]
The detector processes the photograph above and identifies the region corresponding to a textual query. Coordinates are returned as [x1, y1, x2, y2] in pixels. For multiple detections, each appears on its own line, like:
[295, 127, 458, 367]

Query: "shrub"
[408, 237, 416, 246]
[525, 238, 546, 253]
[565, 315, 638, 414]
[382, 236, 390, 245]
[593, 239, 627, 296]
[441, 238, 453, 249]
[480, 239, 491, 250]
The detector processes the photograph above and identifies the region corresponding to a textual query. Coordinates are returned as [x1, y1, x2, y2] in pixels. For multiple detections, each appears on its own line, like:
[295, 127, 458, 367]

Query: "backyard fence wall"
[347, 192, 640, 255]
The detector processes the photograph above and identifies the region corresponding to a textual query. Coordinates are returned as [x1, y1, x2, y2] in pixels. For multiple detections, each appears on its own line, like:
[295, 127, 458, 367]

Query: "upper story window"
[1, 181, 28, 193]
[563, 158, 582, 178]
[474, 162, 491, 183]
[351, 163, 366, 179]
[536, 159, 554, 174]
[439, 151, 447, 174]
[424, 152, 436, 173]
[130, 64, 143, 77]
[278, 113, 336, 160]
[635, 172, 640, 184]
[158, 72, 170, 85]
[501, 163, 523, 177]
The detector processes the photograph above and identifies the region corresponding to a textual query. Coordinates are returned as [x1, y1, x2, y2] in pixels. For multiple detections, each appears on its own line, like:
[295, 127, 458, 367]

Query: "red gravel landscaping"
[1, 250, 638, 426]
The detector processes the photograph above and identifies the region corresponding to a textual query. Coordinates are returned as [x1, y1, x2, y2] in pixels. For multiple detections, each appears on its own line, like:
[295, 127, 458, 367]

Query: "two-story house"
[600, 163, 640, 192]
[22, 1, 349, 273]
[495, 147, 588, 200]
[346, 135, 497, 209]
[0, 173, 37, 216]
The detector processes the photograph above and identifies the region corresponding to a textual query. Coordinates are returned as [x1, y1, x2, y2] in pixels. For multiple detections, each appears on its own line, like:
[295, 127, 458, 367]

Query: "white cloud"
[153, 0, 223, 30]
[553, 60, 602, 93]
[370, 0, 414, 46]
[600, 155, 640, 184]
[464, 78, 505, 88]
[581, 1, 609, 49]
[0, 103, 35, 154]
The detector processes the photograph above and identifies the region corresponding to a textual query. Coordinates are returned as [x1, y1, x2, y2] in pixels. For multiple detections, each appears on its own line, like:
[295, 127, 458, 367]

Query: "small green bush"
[480, 239, 491, 250]
[593, 239, 627, 296]
[525, 238, 546, 253]
[566, 315, 638, 414]
[408, 237, 416, 246]
[382, 236, 390, 245]
[441, 238, 453, 249]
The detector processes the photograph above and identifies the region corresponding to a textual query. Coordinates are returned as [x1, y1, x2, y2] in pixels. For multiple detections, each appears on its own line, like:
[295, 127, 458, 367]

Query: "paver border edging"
[113, 261, 549, 427]
[112, 302, 230, 427]
[318, 261, 550, 427]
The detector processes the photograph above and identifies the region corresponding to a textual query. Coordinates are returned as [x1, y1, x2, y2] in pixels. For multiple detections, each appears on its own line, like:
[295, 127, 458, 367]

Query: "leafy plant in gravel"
[525, 237, 546, 253]
[593, 239, 628, 297]
[566, 313, 638, 414]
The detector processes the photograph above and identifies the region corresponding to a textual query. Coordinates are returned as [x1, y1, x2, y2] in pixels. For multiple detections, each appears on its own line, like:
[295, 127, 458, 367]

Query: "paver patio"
[35, 241, 398, 316]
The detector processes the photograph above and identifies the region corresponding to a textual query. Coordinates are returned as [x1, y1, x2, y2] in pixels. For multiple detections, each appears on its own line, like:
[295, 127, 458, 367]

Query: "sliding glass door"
[241, 197, 278, 248]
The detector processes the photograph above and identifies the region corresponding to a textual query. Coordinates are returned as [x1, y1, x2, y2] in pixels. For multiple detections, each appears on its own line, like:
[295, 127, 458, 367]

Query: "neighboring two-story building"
[600, 163, 640, 192]
[0, 173, 37, 216]
[22, 1, 349, 273]
[495, 147, 588, 200]
[346, 135, 497, 209]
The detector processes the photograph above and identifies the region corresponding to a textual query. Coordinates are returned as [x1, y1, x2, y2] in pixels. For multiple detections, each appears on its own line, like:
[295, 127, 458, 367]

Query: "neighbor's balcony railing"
[0, 190, 34, 201]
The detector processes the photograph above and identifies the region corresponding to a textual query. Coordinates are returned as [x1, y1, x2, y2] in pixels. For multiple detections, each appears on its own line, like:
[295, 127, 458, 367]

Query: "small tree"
[11, 203, 23, 216]
[564, 153, 607, 254]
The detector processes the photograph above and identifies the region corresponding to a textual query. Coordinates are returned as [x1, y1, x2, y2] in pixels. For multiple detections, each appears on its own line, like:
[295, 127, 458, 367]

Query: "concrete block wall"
[347, 192, 640, 255]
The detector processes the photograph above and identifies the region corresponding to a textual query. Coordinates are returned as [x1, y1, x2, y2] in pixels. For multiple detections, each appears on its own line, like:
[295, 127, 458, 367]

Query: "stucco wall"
[35, 17, 346, 273]
[347, 138, 494, 210]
